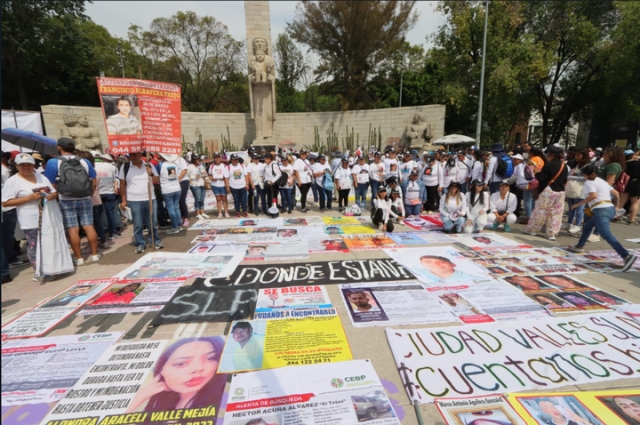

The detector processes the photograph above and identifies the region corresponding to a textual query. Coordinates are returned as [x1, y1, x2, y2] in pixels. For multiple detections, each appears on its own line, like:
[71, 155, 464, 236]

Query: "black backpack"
[56, 157, 92, 198]
[272, 164, 288, 187]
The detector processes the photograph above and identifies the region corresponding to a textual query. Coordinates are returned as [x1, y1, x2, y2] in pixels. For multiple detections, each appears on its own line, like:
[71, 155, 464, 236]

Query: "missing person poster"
[114, 252, 243, 280]
[339, 282, 458, 327]
[435, 395, 526, 425]
[97, 77, 181, 154]
[218, 316, 351, 373]
[451, 234, 531, 251]
[386, 314, 640, 404]
[1, 279, 116, 339]
[508, 390, 640, 425]
[322, 216, 361, 226]
[2, 333, 122, 406]
[342, 235, 399, 250]
[243, 240, 310, 261]
[78, 279, 185, 315]
[41, 338, 227, 425]
[222, 359, 400, 425]
[255, 286, 332, 319]
[307, 238, 350, 253]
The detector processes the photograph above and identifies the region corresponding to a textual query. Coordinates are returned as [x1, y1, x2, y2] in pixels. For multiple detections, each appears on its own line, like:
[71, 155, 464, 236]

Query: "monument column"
[245, 1, 276, 148]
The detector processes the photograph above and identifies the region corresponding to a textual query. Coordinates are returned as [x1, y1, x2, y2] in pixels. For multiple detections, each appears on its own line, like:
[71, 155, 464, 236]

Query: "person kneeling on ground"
[568, 165, 637, 271]
[488, 179, 517, 232]
[371, 187, 401, 232]
[440, 181, 467, 233]
[464, 179, 489, 233]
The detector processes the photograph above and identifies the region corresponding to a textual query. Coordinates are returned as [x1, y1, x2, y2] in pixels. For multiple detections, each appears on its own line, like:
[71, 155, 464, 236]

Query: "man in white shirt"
[485, 143, 507, 194]
[352, 156, 370, 210]
[157, 153, 186, 234]
[311, 155, 332, 211]
[488, 180, 517, 232]
[455, 151, 472, 192]
[247, 154, 267, 215]
[568, 165, 637, 271]
[293, 149, 313, 213]
[94, 153, 121, 240]
[119, 152, 162, 254]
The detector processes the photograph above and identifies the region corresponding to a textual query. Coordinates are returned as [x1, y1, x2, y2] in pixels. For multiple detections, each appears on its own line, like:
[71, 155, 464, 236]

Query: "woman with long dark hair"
[126, 337, 226, 413]
[598, 146, 626, 186]
[464, 179, 489, 233]
[564, 148, 590, 234]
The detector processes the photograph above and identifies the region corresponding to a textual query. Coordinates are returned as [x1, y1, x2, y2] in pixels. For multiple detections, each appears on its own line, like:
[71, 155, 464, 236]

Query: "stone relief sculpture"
[61, 114, 103, 152]
[248, 37, 276, 141]
[404, 113, 433, 150]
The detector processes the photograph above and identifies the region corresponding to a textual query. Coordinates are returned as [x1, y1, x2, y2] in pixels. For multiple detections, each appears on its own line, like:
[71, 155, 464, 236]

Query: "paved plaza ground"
[2, 210, 639, 424]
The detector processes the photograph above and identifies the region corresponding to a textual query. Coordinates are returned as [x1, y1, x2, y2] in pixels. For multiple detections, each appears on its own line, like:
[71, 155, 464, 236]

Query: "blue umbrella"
[1, 128, 58, 156]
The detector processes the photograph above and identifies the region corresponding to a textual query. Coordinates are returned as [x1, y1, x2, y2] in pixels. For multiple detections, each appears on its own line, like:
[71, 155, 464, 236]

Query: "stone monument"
[61, 113, 103, 152]
[404, 112, 433, 151]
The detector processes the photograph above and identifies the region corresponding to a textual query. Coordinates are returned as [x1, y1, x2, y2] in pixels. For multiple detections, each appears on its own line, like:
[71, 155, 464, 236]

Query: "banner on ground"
[307, 238, 350, 253]
[218, 316, 351, 373]
[243, 239, 309, 261]
[403, 215, 442, 230]
[42, 338, 226, 425]
[150, 284, 257, 326]
[283, 216, 324, 226]
[384, 247, 492, 286]
[413, 231, 457, 244]
[1, 279, 116, 339]
[77, 278, 185, 316]
[1, 333, 121, 406]
[339, 282, 459, 327]
[199, 259, 416, 287]
[508, 390, 639, 425]
[188, 242, 248, 254]
[222, 359, 400, 425]
[97, 77, 181, 154]
[322, 216, 361, 226]
[386, 313, 640, 403]
[255, 286, 332, 319]
[343, 234, 400, 250]
[451, 234, 532, 250]
[387, 232, 426, 245]
[114, 252, 243, 279]
[435, 395, 525, 425]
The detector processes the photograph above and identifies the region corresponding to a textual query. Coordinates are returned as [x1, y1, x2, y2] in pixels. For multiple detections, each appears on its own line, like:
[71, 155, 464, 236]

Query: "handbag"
[534, 162, 564, 200]
[584, 200, 612, 218]
[565, 169, 583, 198]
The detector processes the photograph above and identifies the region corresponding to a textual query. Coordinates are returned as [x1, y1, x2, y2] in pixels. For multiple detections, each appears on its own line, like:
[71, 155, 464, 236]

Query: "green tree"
[287, 1, 419, 110]
[272, 33, 308, 112]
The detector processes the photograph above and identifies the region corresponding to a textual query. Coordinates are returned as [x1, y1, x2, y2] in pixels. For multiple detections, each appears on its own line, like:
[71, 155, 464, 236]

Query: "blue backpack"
[495, 154, 514, 178]
[322, 170, 335, 191]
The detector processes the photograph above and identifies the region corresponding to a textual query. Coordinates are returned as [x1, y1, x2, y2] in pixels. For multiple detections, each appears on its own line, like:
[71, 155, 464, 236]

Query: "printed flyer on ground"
[339, 282, 459, 327]
[508, 390, 640, 425]
[435, 394, 526, 425]
[41, 338, 227, 425]
[97, 77, 181, 154]
[255, 286, 332, 318]
[243, 239, 310, 261]
[115, 252, 243, 279]
[78, 278, 185, 315]
[1, 279, 116, 339]
[222, 359, 400, 425]
[1, 333, 122, 406]
[386, 313, 640, 403]
[218, 316, 351, 373]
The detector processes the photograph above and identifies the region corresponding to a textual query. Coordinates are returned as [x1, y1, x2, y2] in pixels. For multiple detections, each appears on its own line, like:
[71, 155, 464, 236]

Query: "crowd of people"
[2, 138, 639, 284]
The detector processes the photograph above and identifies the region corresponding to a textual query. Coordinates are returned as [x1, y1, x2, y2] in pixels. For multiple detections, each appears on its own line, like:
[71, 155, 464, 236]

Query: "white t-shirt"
[583, 177, 613, 209]
[490, 191, 516, 214]
[247, 162, 266, 187]
[159, 161, 182, 194]
[439, 192, 468, 217]
[94, 162, 116, 195]
[280, 164, 294, 188]
[227, 163, 248, 189]
[384, 157, 398, 173]
[399, 160, 417, 180]
[187, 164, 205, 187]
[352, 163, 370, 184]
[421, 162, 441, 187]
[312, 162, 331, 186]
[1, 173, 56, 229]
[175, 157, 190, 182]
[405, 180, 421, 204]
[369, 162, 385, 182]
[334, 166, 353, 189]
[293, 158, 313, 184]
[208, 163, 229, 188]
[119, 162, 158, 202]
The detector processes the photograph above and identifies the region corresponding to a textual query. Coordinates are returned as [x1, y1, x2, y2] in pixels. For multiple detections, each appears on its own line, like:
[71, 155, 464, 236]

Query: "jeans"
[315, 183, 333, 209]
[355, 183, 369, 209]
[310, 183, 319, 203]
[566, 198, 585, 226]
[230, 187, 248, 213]
[441, 214, 465, 232]
[405, 203, 421, 216]
[129, 199, 161, 247]
[190, 186, 205, 210]
[370, 180, 381, 208]
[253, 186, 267, 214]
[100, 194, 118, 235]
[179, 180, 190, 219]
[163, 190, 182, 228]
[92, 205, 107, 243]
[489, 181, 501, 194]
[459, 182, 468, 194]
[578, 206, 629, 259]
[523, 189, 536, 218]
[1, 208, 18, 265]
[279, 188, 293, 211]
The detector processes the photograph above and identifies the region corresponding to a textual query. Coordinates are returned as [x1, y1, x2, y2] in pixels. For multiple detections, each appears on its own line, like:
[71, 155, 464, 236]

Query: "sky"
[85, 1, 444, 51]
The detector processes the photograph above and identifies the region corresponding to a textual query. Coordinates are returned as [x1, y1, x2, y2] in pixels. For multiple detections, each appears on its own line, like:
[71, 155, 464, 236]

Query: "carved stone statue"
[61, 114, 103, 152]
[404, 113, 433, 150]
[248, 37, 276, 141]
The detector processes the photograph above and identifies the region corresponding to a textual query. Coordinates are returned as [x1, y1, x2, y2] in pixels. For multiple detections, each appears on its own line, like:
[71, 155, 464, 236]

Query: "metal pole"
[475, 0, 489, 149]
[399, 69, 404, 108]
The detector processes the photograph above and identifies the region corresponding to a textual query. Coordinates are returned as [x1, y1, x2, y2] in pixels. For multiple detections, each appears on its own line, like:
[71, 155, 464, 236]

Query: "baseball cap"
[472, 179, 484, 186]
[391, 187, 401, 195]
[410, 170, 418, 176]
[57, 137, 75, 150]
[230, 153, 239, 160]
[15, 153, 35, 165]
[512, 154, 524, 161]
[580, 164, 597, 175]
[499, 179, 510, 186]
[213, 151, 221, 157]
[300, 149, 308, 154]
[377, 186, 387, 193]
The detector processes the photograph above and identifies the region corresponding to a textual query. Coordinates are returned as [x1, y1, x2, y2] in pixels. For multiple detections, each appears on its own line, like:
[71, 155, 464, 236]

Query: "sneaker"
[235, 212, 241, 218]
[182, 218, 190, 227]
[74, 258, 85, 266]
[339, 207, 344, 213]
[225, 213, 230, 219]
[218, 213, 223, 219]
[135, 245, 145, 254]
[568, 225, 581, 234]
[319, 208, 326, 213]
[560, 223, 571, 230]
[523, 230, 537, 236]
[588, 234, 601, 243]
[301, 208, 309, 213]
[202, 213, 210, 218]
[288, 210, 292, 214]
[378, 224, 383, 231]
[546, 234, 556, 241]
[159, 225, 170, 230]
[2, 275, 13, 284]
[166, 228, 181, 235]
[98, 242, 109, 249]
[491, 222, 500, 230]
[196, 214, 203, 220]
[9, 259, 29, 268]
[108, 232, 123, 240]
[504, 225, 511, 233]
[243, 212, 248, 218]
[398, 220, 404, 225]
[33, 275, 55, 283]
[621, 254, 638, 272]
[566, 245, 584, 253]
[154, 243, 165, 250]
[90, 254, 102, 263]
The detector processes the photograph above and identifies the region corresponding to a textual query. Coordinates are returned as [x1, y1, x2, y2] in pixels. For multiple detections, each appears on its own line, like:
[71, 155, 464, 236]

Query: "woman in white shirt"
[188, 157, 208, 220]
[368, 152, 385, 209]
[293, 149, 313, 213]
[1, 153, 58, 282]
[227, 154, 250, 218]
[208, 152, 230, 218]
[439, 181, 467, 233]
[488, 180, 517, 232]
[334, 158, 353, 212]
[158, 153, 186, 234]
[399, 153, 417, 184]
[464, 179, 490, 233]
[420, 156, 442, 213]
[279, 155, 295, 213]
[371, 186, 398, 232]
[247, 154, 267, 216]
[312, 155, 332, 211]
[352, 156, 370, 210]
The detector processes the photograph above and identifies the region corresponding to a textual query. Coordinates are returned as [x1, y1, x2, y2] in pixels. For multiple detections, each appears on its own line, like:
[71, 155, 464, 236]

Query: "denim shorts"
[211, 186, 226, 196]
[60, 198, 93, 229]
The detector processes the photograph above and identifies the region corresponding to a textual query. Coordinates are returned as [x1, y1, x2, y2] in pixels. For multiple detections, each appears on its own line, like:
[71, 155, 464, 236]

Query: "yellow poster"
[322, 216, 361, 225]
[340, 225, 377, 235]
[218, 316, 352, 373]
[508, 390, 640, 425]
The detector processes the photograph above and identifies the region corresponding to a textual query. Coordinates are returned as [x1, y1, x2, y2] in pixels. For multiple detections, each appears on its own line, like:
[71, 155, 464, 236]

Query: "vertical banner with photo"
[96, 77, 181, 154]
[435, 395, 526, 425]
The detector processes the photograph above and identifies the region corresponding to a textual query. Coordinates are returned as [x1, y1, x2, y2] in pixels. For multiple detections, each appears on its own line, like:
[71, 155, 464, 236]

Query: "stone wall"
[41, 104, 445, 152]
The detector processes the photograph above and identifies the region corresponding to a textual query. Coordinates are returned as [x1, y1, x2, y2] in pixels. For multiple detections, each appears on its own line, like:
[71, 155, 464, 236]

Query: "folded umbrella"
[1, 128, 58, 156]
